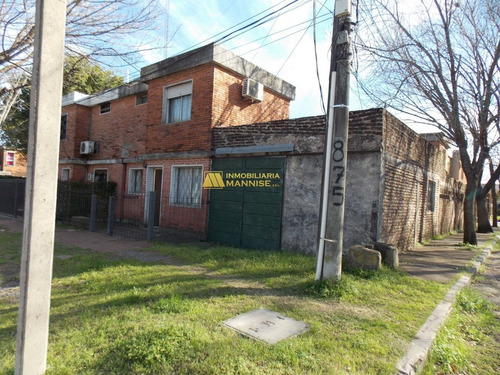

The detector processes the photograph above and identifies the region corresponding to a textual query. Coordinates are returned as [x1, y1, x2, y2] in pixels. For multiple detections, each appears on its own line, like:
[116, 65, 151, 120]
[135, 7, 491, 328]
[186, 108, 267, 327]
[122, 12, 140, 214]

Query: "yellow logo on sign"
[203, 171, 225, 189]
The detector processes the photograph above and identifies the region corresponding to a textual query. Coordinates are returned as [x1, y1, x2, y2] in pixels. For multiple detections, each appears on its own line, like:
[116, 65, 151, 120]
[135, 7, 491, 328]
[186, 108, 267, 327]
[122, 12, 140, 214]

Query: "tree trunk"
[491, 183, 497, 227]
[463, 181, 478, 244]
[476, 192, 493, 233]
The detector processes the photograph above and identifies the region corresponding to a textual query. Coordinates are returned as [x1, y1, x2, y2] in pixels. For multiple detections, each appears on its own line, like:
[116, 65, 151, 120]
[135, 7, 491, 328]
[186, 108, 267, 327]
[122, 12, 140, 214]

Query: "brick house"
[211, 108, 466, 253]
[0, 148, 27, 177]
[58, 43, 296, 234]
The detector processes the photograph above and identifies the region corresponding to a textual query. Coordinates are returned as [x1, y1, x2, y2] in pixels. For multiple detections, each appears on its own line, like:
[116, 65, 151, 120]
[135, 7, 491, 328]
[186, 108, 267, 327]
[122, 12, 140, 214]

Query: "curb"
[396, 234, 500, 375]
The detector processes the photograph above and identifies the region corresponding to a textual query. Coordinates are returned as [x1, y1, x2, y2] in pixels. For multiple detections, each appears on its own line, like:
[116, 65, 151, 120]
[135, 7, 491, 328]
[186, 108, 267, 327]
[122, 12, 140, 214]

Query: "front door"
[153, 168, 163, 226]
[145, 167, 163, 226]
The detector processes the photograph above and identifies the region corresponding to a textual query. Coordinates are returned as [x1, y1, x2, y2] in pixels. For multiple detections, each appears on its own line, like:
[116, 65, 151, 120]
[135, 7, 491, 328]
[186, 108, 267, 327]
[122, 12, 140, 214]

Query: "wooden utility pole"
[15, 0, 67, 374]
[316, 1, 354, 281]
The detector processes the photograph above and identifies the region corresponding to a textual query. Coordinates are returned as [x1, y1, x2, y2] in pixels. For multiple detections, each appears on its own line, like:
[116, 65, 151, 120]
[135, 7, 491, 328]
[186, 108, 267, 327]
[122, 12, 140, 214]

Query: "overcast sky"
[127, 0, 363, 120]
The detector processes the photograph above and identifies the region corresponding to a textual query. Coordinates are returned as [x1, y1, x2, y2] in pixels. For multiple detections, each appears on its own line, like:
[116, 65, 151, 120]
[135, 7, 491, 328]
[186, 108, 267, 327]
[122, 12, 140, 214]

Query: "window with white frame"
[5, 152, 15, 166]
[162, 81, 192, 124]
[61, 168, 70, 181]
[128, 168, 143, 194]
[170, 166, 202, 207]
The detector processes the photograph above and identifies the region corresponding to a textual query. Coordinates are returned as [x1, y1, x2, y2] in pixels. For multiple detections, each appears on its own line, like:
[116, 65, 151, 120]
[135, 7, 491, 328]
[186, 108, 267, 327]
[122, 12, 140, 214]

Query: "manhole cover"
[222, 308, 309, 344]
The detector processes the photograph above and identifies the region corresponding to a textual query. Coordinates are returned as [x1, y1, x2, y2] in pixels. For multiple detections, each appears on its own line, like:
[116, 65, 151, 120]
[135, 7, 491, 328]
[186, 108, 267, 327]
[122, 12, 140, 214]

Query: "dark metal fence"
[110, 192, 208, 242]
[0, 179, 25, 218]
[56, 182, 112, 230]
[0, 179, 207, 244]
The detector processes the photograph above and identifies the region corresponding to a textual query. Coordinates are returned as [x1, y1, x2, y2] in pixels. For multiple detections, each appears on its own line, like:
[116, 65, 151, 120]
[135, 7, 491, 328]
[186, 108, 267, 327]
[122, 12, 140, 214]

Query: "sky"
[126, 0, 360, 120]
[119, 0, 440, 134]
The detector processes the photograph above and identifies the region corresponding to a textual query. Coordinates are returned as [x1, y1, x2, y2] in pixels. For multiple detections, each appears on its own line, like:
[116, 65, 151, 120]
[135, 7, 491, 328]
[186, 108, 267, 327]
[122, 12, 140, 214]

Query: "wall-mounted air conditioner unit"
[80, 141, 96, 155]
[242, 78, 264, 102]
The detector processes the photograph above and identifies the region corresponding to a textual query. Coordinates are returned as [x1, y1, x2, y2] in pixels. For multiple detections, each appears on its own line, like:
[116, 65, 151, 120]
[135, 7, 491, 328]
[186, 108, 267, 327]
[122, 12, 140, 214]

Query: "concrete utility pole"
[316, 0, 354, 281]
[15, 1, 67, 374]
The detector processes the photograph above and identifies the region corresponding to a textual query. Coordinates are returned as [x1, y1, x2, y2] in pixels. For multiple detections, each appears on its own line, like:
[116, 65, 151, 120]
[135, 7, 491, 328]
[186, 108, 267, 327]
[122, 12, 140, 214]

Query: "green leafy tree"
[63, 55, 124, 95]
[0, 57, 124, 154]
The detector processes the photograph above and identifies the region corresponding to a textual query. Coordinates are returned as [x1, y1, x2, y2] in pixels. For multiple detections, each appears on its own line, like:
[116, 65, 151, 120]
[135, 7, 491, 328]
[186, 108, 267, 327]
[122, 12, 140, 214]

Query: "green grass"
[0, 230, 452, 374]
[422, 288, 500, 375]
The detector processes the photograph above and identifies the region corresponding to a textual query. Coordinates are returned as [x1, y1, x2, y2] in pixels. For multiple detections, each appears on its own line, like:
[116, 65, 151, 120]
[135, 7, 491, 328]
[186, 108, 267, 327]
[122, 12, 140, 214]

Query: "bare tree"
[356, 0, 500, 244]
[0, 0, 163, 122]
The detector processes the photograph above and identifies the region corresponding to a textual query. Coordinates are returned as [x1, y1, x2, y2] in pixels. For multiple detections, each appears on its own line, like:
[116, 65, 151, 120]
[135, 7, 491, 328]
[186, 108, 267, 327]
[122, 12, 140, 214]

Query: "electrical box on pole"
[335, 0, 352, 17]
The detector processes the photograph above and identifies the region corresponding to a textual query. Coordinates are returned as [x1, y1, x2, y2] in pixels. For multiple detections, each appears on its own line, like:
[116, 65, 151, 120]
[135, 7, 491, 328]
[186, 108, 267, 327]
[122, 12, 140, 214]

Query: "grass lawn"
[0, 227, 451, 374]
[421, 288, 500, 375]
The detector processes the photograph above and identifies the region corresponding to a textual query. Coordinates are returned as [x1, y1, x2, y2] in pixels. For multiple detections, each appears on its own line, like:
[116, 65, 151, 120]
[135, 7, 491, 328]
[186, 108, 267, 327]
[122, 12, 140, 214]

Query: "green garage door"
[208, 157, 285, 250]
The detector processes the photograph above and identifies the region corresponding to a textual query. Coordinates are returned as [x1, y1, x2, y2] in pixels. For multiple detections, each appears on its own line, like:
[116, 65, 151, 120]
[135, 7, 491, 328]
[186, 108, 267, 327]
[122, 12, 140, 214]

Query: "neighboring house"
[58, 43, 296, 235]
[211, 108, 466, 253]
[0, 148, 27, 177]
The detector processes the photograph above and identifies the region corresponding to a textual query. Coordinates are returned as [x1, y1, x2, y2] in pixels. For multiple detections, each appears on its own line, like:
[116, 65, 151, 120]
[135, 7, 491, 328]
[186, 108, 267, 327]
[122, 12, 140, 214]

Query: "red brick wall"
[212, 66, 290, 127]
[145, 66, 214, 153]
[212, 109, 384, 149]
[145, 63, 292, 154]
[381, 110, 464, 250]
[87, 96, 147, 160]
[140, 158, 210, 233]
[60, 104, 91, 159]
[58, 164, 87, 182]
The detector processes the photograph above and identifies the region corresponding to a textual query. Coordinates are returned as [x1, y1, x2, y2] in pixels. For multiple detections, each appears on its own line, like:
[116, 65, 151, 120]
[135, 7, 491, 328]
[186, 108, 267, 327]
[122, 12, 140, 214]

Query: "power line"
[124, 11, 331, 84]
[177, 0, 307, 54]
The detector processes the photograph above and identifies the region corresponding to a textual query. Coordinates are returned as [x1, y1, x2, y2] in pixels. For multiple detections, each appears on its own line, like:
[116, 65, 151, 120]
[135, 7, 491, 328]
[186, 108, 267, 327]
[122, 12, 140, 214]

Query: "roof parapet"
[141, 43, 295, 100]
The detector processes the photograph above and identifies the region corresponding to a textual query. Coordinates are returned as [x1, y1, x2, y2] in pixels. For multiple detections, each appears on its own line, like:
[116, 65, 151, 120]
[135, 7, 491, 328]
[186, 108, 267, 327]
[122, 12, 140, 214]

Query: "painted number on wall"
[331, 138, 345, 206]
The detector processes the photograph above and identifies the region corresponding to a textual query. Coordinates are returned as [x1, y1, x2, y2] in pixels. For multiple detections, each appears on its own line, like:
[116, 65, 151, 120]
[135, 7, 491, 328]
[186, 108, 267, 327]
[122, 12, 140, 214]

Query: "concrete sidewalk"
[397, 231, 500, 375]
[399, 231, 497, 284]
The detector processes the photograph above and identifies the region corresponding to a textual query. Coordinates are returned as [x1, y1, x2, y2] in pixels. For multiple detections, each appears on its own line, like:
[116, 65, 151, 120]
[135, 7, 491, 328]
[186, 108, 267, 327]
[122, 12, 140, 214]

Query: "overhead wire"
[123, 0, 316, 80]
[124, 6, 332, 84]
[177, 0, 306, 54]
[84, 0, 334, 102]
[313, 0, 328, 114]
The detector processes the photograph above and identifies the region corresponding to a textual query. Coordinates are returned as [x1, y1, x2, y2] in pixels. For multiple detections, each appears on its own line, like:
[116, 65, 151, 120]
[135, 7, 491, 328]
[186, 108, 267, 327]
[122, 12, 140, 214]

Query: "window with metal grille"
[170, 166, 202, 207]
[100, 102, 111, 114]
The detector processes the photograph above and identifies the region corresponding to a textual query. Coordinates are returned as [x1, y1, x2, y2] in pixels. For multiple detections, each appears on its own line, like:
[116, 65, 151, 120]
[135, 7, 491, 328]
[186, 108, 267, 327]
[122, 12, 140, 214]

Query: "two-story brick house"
[0, 148, 27, 177]
[58, 43, 296, 234]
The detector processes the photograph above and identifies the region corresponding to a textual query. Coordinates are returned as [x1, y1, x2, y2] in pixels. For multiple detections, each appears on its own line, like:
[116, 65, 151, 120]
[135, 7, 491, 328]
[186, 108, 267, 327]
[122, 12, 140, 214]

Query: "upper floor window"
[6, 152, 15, 166]
[60, 114, 67, 140]
[162, 81, 192, 124]
[136, 94, 148, 106]
[100, 102, 111, 114]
